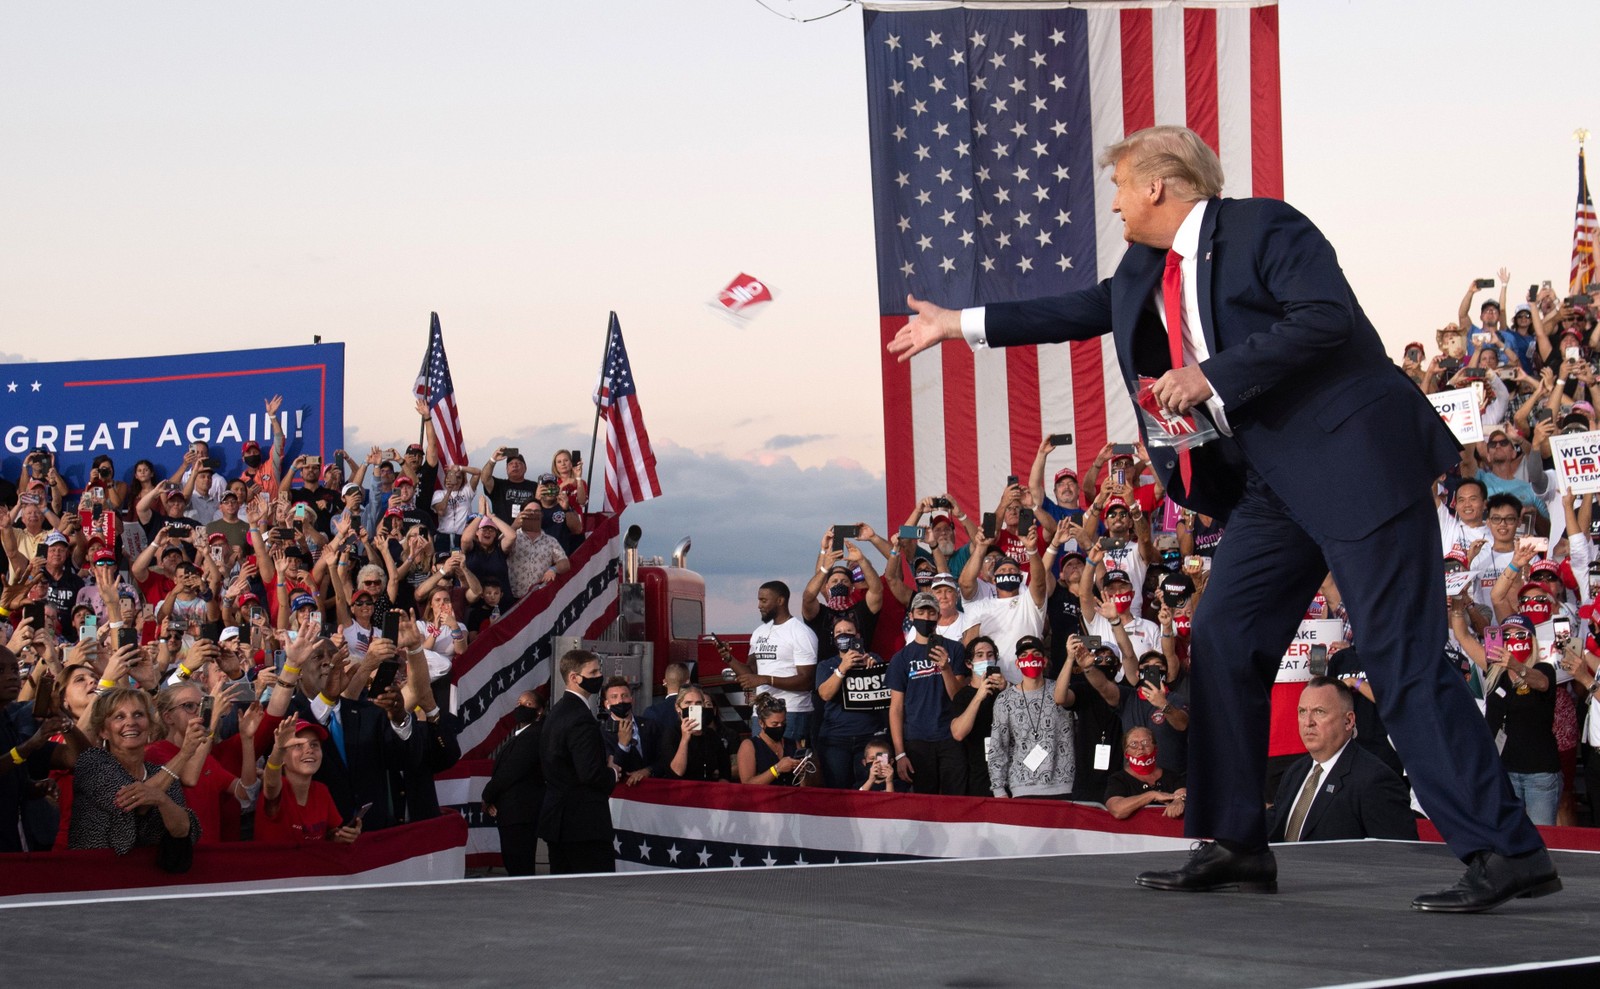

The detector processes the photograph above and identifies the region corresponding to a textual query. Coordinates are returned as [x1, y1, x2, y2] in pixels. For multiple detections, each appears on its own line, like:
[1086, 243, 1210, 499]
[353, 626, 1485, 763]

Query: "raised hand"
[887, 295, 963, 362]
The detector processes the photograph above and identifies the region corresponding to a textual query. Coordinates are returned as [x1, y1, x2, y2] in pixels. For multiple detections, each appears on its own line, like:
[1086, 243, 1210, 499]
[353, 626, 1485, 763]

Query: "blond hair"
[88, 686, 160, 747]
[1098, 125, 1224, 201]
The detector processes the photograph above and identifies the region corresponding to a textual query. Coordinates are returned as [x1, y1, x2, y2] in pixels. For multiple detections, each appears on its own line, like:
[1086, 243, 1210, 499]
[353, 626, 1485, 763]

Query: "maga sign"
[0, 344, 344, 490]
[1550, 430, 1600, 494]
[1275, 619, 1345, 684]
[1428, 387, 1485, 445]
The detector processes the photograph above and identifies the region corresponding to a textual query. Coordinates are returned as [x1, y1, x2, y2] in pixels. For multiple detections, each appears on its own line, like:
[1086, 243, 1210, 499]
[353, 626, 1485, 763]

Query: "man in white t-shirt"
[1438, 477, 1489, 559]
[959, 538, 1047, 683]
[1082, 568, 1162, 662]
[734, 580, 818, 743]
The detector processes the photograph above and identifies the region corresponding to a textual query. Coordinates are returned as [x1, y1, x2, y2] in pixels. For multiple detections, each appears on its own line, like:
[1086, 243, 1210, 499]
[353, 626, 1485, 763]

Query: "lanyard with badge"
[1019, 687, 1053, 772]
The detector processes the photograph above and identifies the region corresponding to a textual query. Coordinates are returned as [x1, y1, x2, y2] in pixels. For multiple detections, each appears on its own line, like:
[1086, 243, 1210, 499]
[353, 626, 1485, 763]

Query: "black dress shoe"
[1411, 848, 1562, 913]
[1135, 841, 1277, 893]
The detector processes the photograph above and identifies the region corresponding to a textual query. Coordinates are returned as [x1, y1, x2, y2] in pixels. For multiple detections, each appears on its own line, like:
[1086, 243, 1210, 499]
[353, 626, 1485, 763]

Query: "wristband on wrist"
[266, 760, 282, 773]
[283, 665, 301, 676]
[177, 665, 193, 680]
[99, 679, 117, 690]
[317, 693, 336, 706]
[895, 752, 908, 762]
[8, 747, 23, 766]
[158, 765, 181, 784]
[769, 766, 779, 779]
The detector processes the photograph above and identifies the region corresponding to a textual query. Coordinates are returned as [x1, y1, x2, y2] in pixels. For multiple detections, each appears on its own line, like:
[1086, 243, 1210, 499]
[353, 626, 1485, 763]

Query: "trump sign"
[0, 344, 344, 490]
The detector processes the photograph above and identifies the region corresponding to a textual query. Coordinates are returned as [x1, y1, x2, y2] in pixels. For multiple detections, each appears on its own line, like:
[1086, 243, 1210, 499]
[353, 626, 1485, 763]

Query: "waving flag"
[594, 312, 663, 511]
[863, 1, 1282, 522]
[1572, 145, 1597, 295]
[413, 312, 468, 466]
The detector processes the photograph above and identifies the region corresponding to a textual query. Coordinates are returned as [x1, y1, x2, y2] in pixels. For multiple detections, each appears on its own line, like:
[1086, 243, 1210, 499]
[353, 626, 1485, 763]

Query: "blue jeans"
[1507, 771, 1561, 826]
[817, 734, 875, 789]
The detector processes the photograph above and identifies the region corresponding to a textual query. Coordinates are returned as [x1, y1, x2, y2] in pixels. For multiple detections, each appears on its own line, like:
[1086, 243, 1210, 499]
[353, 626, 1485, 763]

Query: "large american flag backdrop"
[864, 1, 1282, 520]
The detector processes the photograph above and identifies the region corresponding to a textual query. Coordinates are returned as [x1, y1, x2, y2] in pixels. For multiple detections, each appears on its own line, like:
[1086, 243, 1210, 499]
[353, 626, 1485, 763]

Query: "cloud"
[0, 352, 38, 363]
[763, 433, 831, 450]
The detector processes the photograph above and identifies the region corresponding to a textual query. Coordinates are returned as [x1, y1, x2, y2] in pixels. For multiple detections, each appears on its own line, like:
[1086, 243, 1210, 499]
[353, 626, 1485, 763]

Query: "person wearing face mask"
[652, 685, 729, 783]
[738, 694, 808, 786]
[950, 636, 1005, 796]
[1104, 727, 1186, 820]
[985, 636, 1080, 799]
[1457, 615, 1560, 825]
[1112, 650, 1189, 776]
[1078, 561, 1162, 669]
[482, 690, 546, 877]
[904, 573, 973, 645]
[888, 593, 970, 794]
[815, 617, 890, 788]
[958, 530, 1046, 683]
[540, 650, 617, 874]
[802, 537, 883, 662]
[598, 677, 652, 783]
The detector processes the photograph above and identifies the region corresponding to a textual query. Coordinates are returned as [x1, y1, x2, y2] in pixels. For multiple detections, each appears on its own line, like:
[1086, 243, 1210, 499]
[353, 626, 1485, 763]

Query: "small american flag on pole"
[1571, 145, 1596, 295]
[414, 312, 468, 466]
[594, 312, 662, 511]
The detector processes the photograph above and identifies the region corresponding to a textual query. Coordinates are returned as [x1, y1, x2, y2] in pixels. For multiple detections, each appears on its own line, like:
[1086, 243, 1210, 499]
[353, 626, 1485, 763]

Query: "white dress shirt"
[959, 200, 1231, 435]
[1286, 737, 1352, 837]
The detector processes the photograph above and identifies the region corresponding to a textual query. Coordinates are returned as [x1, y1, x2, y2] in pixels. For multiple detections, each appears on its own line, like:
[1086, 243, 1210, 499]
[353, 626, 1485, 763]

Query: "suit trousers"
[547, 838, 616, 875]
[1185, 469, 1542, 859]
[497, 823, 540, 877]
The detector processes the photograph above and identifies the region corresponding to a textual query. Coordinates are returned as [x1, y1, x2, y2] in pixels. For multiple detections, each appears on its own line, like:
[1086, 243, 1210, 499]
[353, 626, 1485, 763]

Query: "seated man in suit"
[1269, 678, 1417, 843]
[482, 690, 545, 877]
[638, 663, 690, 740]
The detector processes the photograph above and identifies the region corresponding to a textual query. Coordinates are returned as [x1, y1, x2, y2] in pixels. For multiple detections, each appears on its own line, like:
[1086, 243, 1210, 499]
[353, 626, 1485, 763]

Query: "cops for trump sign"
[0, 344, 344, 489]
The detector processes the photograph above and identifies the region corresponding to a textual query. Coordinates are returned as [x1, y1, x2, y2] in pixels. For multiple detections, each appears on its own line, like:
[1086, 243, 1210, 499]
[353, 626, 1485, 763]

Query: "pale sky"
[2, 1, 1593, 626]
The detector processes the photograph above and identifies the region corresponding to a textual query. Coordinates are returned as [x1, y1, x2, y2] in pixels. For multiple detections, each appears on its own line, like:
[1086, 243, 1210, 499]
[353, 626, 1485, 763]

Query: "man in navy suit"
[541, 649, 618, 874]
[1268, 678, 1416, 843]
[889, 125, 1558, 912]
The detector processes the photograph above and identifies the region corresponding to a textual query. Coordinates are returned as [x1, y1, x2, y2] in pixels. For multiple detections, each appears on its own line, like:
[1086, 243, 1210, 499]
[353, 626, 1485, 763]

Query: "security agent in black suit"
[482, 690, 546, 877]
[638, 663, 691, 738]
[540, 649, 618, 874]
[1268, 679, 1417, 843]
[890, 125, 1557, 912]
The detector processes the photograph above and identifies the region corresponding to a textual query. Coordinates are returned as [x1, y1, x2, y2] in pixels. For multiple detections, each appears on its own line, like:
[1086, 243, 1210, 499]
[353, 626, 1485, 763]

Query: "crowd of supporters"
[8, 275, 1600, 876]
[0, 391, 593, 863]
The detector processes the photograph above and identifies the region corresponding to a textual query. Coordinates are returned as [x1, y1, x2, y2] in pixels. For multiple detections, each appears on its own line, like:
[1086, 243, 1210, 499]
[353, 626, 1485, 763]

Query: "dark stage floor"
[10, 841, 1598, 988]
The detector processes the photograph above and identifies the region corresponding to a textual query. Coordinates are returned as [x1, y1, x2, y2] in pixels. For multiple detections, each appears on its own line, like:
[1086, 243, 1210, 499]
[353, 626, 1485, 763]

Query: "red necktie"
[1162, 249, 1194, 495]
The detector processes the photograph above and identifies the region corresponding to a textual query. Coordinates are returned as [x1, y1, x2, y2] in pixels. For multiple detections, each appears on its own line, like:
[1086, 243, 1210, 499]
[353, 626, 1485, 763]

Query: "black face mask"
[242, 454, 262, 468]
[994, 572, 1023, 593]
[512, 705, 542, 725]
[608, 702, 633, 719]
[911, 617, 938, 638]
[578, 673, 604, 695]
[763, 724, 786, 741]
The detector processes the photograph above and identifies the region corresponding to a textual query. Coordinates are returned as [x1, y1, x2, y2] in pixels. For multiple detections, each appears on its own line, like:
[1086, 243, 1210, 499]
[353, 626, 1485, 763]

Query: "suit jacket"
[481, 723, 546, 826]
[539, 691, 615, 844]
[1267, 743, 1418, 842]
[987, 197, 1459, 541]
[268, 696, 425, 831]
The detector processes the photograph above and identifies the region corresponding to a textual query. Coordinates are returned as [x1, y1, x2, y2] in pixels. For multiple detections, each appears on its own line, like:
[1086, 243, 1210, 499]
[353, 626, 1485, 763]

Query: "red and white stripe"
[878, 2, 1281, 523]
[602, 395, 662, 512]
[1571, 149, 1596, 295]
[429, 393, 469, 467]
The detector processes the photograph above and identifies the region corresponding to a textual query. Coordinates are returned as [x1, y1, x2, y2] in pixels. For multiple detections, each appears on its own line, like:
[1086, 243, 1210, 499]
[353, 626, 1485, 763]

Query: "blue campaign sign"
[0, 344, 344, 490]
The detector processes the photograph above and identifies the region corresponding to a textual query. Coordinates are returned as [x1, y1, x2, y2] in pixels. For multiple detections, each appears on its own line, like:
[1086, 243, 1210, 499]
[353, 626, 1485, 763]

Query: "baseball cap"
[1480, 299, 1501, 312]
[1528, 559, 1561, 579]
[1053, 467, 1078, 484]
[91, 547, 117, 566]
[394, 475, 415, 488]
[505, 450, 526, 463]
[406, 443, 424, 455]
[206, 531, 228, 544]
[218, 626, 241, 643]
[1103, 568, 1132, 586]
[1060, 549, 1086, 564]
[43, 531, 69, 547]
[351, 589, 376, 604]
[342, 483, 362, 498]
[930, 572, 958, 591]
[1500, 614, 1536, 636]
[1443, 547, 1471, 569]
[1403, 340, 1426, 355]
[1104, 496, 1129, 512]
[290, 718, 330, 742]
[1015, 635, 1046, 655]
[237, 591, 260, 605]
[242, 440, 262, 454]
[290, 593, 318, 611]
[537, 472, 559, 485]
[826, 562, 853, 577]
[928, 512, 953, 529]
[909, 591, 939, 613]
